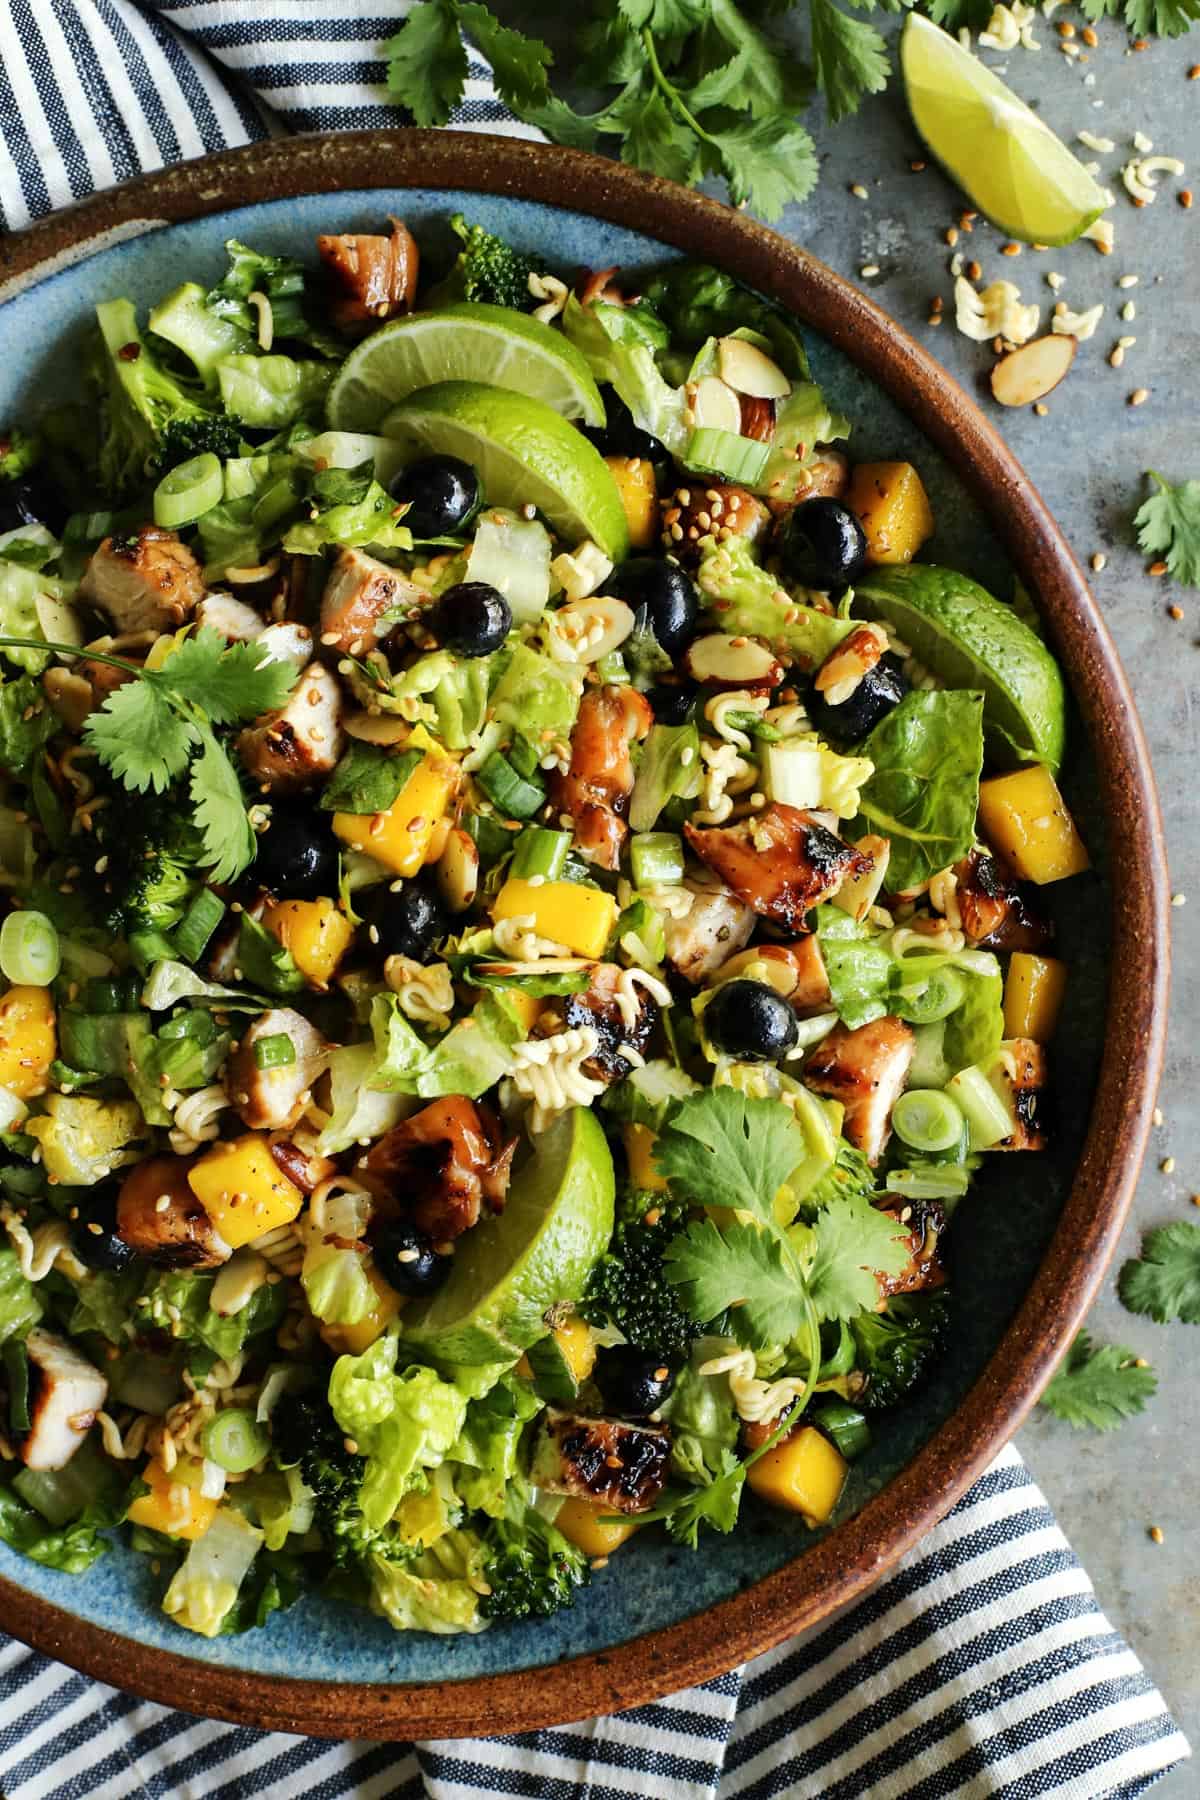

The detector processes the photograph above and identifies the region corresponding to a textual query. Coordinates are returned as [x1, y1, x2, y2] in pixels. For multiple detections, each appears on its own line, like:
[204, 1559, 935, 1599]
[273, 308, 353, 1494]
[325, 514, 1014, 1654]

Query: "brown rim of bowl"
[0, 132, 1169, 1741]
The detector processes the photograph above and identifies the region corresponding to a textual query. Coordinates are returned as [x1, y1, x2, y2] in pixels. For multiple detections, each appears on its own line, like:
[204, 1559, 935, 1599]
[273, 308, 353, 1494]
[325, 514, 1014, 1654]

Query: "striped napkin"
[0, 7, 1191, 1796]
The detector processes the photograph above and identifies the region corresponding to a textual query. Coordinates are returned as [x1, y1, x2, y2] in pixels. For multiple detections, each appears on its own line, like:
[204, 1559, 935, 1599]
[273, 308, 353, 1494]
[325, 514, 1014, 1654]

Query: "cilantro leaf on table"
[807, 1190, 912, 1323]
[1133, 472, 1200, 587]
[1038, 1331, 1157, 1432]
[654, 1087, 809, 1225]
[665, 1216, 808, 1347]
[382, 0, 469, 126]
[808, 0, 890, 124]
[1118, 1221, 1200, 1324]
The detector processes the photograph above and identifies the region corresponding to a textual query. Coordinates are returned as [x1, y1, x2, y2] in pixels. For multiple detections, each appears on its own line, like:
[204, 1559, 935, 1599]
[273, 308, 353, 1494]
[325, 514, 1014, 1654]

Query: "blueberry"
[388, 456, 480, 539]
[608, 556, 699, 657]
[70, 1188, 136, 1272]
[365, 879, 445, 963]
[430, 580, 512, 658]
[594, 1346, 676, 1419]
[0, 479, 60, 537]
[808, 652, 908, 746]
[252, 805, 339, 900]
[705, 978, 799, 1063]
[373, 1220, 451, 1296]
[645, 683, 699, 726]
[776, 499, 868, 590]
[583, 391, 669, 473]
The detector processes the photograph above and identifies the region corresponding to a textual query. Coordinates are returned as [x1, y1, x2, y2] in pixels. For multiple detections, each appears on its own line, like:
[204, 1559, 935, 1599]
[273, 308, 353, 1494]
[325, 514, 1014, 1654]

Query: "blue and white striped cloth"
[0, 7, 1192, 1795]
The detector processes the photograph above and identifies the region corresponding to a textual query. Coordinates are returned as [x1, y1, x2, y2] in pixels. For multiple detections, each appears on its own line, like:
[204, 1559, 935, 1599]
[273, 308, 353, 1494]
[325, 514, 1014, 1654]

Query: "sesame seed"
[1118, 335, 1137, 349]
[1081, 24, 1098, 43]
[944, 227, 959, 246]
[850, 182, 869, 199]
[1109, 346, 1125, 367]
[1129, 389, 1150, 406]
[1171, 891, 1187, 906]
[910, 159, 927, 171]
[860, 264, 881, 278]
[1153, 1107, 1164, 1126]
[1149, 1525, 1164, 1544]
[1180, 190, 1194, 209]
[1121, 301, 1136, 321]
[1001, 242, 1022, 256]
[1091, 552, 1107, 571]
[1189, 64, 1200, 79]
[1117, 274, 1139, 288]
[1057, 18, 1074, 32]
[1033, 403, 1049, 416]
[1169, 604, 1184, 621]
[344, 1437, 359, 1455]
[967, 260, 982, 281]
[1160, 1156, 1175, 1174]
[1149, 560, 1168, 576]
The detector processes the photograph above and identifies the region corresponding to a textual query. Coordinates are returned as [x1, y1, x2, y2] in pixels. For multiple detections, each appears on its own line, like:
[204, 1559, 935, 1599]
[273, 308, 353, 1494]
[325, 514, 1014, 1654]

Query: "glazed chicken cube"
[79, 526, 204, 636]
[685, 803, 874, 933]
[549, 685, 653, 871]
[236, 660, 344, 793]
[227, 1009, 329, 1133]
[803, 1016, 915, 1164]
[662, 881, 755, 984]
[20, 1329, 108, 1471]
[117, 1155, 231, 1270]
[319, 547, 422, 654]
[989, 1037, 1048, 1152]
[317, 217, 420, 337]
[875, 1198, 947, 1299]
[360, 1096, 514, 1244]
[529, 1408, 671, 1515]
[952, 851, 1052, 953]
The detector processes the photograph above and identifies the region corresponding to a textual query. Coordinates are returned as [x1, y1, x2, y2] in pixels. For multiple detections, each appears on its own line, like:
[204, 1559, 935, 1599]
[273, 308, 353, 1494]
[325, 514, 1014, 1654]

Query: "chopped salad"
[0, 216, 1090, 1640]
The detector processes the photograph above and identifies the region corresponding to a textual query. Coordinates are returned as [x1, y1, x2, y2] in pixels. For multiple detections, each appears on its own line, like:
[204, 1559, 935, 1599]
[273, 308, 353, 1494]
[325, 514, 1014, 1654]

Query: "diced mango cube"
[1004, 953, 1068, 1041]
[846, 461, 934, 566]
[319, 1261, 402, 1355]
[553, 1315, 597, 1387]
[747, 1425, 848, 1527]
[604, 454, 658, 550]
[505, 988, 543, 1035]
[127, 1457, 219, 1542]
[332, 754, 458, 877]
[978, 766, 1089, 885]
[261, 897, 354, 988]
[187, 1132, 303, 1250]
[0, 985, 56, 1098]
[554, 1496, 640, 1557]
[492, 878, 616, 961]
[623, 1122, 668, 1193]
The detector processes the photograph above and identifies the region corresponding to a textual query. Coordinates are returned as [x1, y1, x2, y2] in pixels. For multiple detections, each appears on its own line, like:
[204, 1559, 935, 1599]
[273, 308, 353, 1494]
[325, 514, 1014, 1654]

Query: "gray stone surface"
[547, 8, 1197, 1778]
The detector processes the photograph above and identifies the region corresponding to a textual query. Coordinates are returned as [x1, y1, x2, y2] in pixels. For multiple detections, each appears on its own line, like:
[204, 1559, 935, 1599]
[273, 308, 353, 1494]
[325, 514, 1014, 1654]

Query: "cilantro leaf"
[84, 681, 194, 795]
[665, 1216, 807, 1348]
[382, 0, 468, 126]
[637, 1448, 747, 1546]
[705, 114, 819, 215]
[156, 629, 299, 725]
[808, 0, 890, 122]
[457, 2, 555, 112]
[622, 90, 702, 184]
[807, 1191, 912, 1324]
[1119, 1220, 1200, 1324]
[190, 728, 256, 885]
[1123, 0, 1200, 33]
[1133, 471, 1200, 587]
[1039, 1331, 1157, 1432]
[654, 1089, 809, 1226]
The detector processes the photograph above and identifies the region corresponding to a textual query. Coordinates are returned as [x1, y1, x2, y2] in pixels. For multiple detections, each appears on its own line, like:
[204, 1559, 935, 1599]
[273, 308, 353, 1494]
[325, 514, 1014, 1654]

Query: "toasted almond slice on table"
[991, 334, 1077, 408]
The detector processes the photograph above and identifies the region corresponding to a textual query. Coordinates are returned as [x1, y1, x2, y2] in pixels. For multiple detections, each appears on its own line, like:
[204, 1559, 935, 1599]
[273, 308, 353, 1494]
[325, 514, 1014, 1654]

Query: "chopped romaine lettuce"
[328, 1335, 469, 1530]
[695, 537, 852, 667]
[162, 1506, 265, 1637]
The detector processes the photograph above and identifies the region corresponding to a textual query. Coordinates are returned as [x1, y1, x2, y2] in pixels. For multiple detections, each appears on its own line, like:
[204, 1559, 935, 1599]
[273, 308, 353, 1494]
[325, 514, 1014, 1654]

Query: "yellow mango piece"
[604, 454, 658, 550]
[747, 1425, 848, 1527]
[0, 985, 56, 1099]
[127, 1458, 219, 1542]
[492, 878, 617, 961]
[261, 897, 354, 988]
[319, 1261, 402, 1355]
[978, 766, 1090, 885]
[505, 988, 543, 1035]
[332, 754, 458, 878]
[187, 1132, 303, 1250]
[553, 1315, 596, 1386]
[623, 1122, 668, 1193]
[846, 461, 934, 566]
[554, 1496, 640, 1558]
[1004, 953, 1068, 1041]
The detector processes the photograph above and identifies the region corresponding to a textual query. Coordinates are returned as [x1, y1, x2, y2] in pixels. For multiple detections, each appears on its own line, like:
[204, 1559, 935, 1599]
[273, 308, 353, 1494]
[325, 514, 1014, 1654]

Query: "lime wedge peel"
[900, 15, 1109, 247]
[327, 302, 606, 433]
[398, 1106, 616, 1369]
[855, 563, 1066, 770]
[382, 379, 631, 562]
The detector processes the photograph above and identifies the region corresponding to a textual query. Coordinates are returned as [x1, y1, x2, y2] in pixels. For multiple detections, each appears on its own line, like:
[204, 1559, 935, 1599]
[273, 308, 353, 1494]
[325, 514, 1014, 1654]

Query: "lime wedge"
[398, 1107, 615, 1369]
[382, 380, 631, 560]
[327, 302, 605, 433]
[855, 564, 1066, 770]
[900, 15, 1109, 246]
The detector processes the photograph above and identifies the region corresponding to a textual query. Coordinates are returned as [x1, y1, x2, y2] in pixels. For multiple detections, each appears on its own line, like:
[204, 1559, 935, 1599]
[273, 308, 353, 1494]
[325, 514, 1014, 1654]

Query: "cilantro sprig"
[1133, 471, 1200, 588]
[1119, 1220, 1200, 1325]
[1038, 1331, 1157, 1433]
[0, 629, 297, 885]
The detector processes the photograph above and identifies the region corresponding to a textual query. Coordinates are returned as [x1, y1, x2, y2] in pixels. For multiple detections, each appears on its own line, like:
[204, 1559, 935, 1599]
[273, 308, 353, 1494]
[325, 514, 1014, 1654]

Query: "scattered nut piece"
[1129, 387, 1150, 406]
[1091, 552, 1107, 572]
[1051, 302, 1103, 340]
[955, 275, 1040, 344]
[1149, 1525, 1164, 1545]
[1121, 154, 1186, 206]
[1083, 217, 1115, 254]
[1078, 130, 1115, 153]
[990, 333, 1077, 407]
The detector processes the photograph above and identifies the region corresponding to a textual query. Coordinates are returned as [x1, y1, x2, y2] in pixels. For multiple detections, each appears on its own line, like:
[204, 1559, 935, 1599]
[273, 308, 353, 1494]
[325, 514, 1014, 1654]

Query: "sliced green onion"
[253, 1032, 296, 1071]
[896, 966, 965, 1025]
[630, 832, 685, 888]
[888, 1165, 973, 1204]
[508, 735, 542, 781]
[0, 910, 60, 986]
[159, 1008, 217, 1045]
[201, 1407, 270, 1474]
[127, 927, 177, 977]
[511, 828, 570, 883]
[463, 811, 517, 868]
[476, 751, 546, 820]
[812, 1399, 871, 1461]
[3, 1339, 30, 1435]
[594, 651, 629, 685]
[683, 427, 770, 486]
[945, 1063, 1013, 1150]
[892, 1088, 966, 1155]
[173, 889, 226, 965]
[85, 976, 126, 1015]
[153, 451, 223, 529]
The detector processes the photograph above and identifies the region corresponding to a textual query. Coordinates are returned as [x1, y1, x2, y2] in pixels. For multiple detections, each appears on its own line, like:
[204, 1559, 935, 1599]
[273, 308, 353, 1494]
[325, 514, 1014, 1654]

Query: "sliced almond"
[739, 394, 776, 442]
[550, 593, 636, 664]
[990, 334, 1077, 407]
[343, 709, 412, 745]
[689, 374, 743, 435]
[685, 633, 784, 689]
[717, 336, 791, 399]
[436, 827, 479, 914]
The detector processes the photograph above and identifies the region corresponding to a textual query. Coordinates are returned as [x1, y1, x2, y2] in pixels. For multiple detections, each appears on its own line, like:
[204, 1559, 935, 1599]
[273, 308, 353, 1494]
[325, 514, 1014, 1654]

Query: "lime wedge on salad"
[900, 15, 1109, 246]
[382, 379, 631, 561]
[398, 1106, 615, 1369]
[855, 564, 1066, 770]
[327, 302, 606, 433]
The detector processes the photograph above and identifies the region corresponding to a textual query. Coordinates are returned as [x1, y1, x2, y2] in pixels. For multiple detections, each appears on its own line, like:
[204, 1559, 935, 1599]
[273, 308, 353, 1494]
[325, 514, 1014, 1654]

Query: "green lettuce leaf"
[853, 691, 985, 893]
[328, 1335, 469, 1531]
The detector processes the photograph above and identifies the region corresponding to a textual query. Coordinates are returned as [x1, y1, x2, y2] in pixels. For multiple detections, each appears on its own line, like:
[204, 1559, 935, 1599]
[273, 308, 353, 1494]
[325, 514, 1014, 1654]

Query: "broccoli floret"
[92, 787, 204, 934]
[850, 1290, 953, 1410]
[271, 1390, 381, 1567]
[478, 1499, 589, 1622]
[90, 297, 231, 498]
[581, 1188, 700, 1361]
[159, 413, 244, 468]
[431, 215, 541, 312]
[0, 427, 41, 483]
[804, 1141, 878, 1214]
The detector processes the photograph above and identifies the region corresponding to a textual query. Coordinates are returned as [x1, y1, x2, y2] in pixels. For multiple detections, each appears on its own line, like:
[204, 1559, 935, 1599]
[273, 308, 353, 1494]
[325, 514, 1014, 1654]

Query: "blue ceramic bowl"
[0, 136, 1167, 1737]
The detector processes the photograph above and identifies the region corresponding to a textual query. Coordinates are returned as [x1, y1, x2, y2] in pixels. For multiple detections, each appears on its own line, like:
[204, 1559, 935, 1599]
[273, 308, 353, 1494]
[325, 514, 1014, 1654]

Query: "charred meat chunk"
[117, 1155, 230, 1269]
[236, 661, 344, 793]
[317, 217, 419, 337]
[953, 851, 1052, 953]
[79, 526, 204, 636]
[989, 1037, 1049, 1152]
[803, 1016, 916, 1164]
[685, 803, 874, 934]
[875, 1199, 947, 1299]
[530, 1408, 671, 1515]
[361, 1095, 515, 1243]
[549, 684, 653, 871]
[537, 963, 660, 1085]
